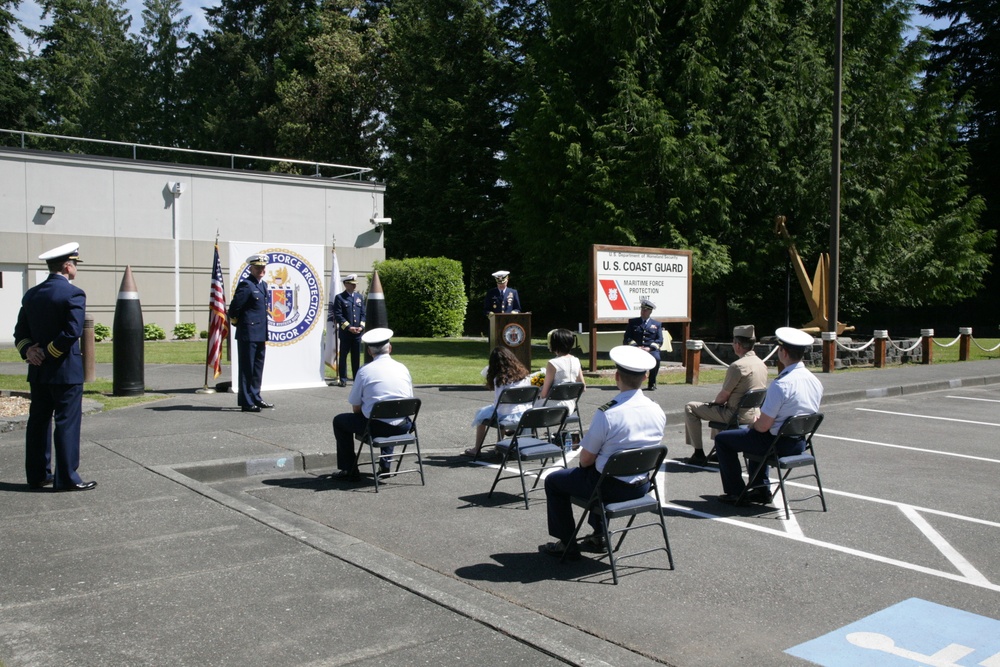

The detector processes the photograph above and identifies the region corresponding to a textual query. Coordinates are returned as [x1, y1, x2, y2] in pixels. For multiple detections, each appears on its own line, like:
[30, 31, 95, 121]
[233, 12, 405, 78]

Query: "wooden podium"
[489, 312, 532, 370]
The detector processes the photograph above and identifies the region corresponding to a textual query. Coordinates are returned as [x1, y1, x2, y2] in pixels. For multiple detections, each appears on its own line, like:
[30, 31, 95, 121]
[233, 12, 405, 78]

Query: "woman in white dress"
[464, 346, 532, 458]
[538, 328, 585, 411]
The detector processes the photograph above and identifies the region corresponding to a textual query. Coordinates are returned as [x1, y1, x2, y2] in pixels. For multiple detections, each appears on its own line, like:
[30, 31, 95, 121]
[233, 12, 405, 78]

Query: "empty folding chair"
[737, 412, 826, 519]
[355, 397, 423, 492]
[487, 405, 568, 509]
[563, 445, 674, 584]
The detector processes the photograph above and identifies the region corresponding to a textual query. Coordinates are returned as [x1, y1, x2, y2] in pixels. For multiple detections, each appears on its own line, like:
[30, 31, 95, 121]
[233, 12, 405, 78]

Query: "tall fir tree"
[262, 0, 382, 168]
[27, 0, 144, 144]
[183, 0, 320, 158]
[136, 0, 191, 148]
[1, 0, 36, 130]
[507, 0, 991, 332]
[379, 0, 518, 322]
[922, 0, 1000, 324]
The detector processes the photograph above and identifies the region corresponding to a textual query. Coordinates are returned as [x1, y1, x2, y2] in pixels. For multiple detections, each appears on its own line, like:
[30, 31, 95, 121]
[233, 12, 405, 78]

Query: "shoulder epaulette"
[598, 399, 618, 412]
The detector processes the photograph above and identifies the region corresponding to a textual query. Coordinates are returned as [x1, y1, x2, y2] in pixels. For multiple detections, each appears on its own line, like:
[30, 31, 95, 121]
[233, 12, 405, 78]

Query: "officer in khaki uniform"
[682, 325, 768, 465]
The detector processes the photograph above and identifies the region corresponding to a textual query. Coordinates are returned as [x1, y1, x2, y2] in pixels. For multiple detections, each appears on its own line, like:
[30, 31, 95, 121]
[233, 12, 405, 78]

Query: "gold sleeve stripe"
[15, 339, 33, 353]
[47, 342, 64, 358]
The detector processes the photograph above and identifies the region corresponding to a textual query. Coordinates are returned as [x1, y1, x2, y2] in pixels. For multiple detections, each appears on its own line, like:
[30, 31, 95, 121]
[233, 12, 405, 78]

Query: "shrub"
[173, 322, 197, 340]
[143, 324, 166, 341]
[93, 323, 111, 342]
[200, 330, 209, 339]
[372, 257, 468, 337]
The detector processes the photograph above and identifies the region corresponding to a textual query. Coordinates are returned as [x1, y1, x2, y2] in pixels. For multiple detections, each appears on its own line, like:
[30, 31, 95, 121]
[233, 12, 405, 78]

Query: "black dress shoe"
[28, 476, 55, 489]
[330, 469, 361, 482]
[578, 533, 607, 553]
[683, 451, 709, 466]
[337, 379, 347, 387]
[646, 384, 656, 391]
[256, 401, 274, 409]
[540, 540, 581, 561]
[60, 481, 97, 492]
[242, 405, 261, 413]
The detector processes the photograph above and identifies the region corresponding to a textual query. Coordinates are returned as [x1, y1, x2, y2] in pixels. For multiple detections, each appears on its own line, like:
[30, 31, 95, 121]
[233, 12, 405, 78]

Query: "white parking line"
[898, 505, 991, 585]
[663, 498, 1000, 593]
[856, 408, 1000, 427]
[947, 395, 1000, 403]
[814, 433, 1000, 464]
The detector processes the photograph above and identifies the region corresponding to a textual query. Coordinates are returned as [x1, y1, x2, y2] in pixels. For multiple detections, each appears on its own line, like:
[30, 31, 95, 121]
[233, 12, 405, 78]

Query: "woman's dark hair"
[486, 346, 529, 389]
[547, 328, 576, 356]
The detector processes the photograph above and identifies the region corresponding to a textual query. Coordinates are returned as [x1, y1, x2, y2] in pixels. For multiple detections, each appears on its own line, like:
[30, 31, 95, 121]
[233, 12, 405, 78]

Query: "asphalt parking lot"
[1, 361, 998, 666]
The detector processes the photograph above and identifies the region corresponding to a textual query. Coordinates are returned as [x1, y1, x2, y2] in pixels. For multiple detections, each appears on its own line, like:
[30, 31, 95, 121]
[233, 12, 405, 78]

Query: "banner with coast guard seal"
[229, 242, 327, 391]
[592, 244, 692, 323]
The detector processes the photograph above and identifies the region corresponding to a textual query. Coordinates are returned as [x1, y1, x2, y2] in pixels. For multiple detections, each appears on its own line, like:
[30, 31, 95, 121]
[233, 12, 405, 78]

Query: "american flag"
[206, 242, 229, 378]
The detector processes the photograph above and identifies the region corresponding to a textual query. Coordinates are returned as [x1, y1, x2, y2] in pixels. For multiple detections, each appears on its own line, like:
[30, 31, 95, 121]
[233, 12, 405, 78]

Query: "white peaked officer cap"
[343, 274, 358, 284]
[246, 254, 268, 266]
[639, 297, 656, 309]
[775, 326, 815, 347]
[492, 270, 510, 280]
[39, 242, 82, 263]
[361, 328, 393, 346]
[609, 345, 657, 373]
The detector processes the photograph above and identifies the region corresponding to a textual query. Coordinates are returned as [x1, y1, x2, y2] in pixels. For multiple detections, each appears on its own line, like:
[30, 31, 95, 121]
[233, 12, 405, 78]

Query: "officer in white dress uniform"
[541, 345, 666, 559]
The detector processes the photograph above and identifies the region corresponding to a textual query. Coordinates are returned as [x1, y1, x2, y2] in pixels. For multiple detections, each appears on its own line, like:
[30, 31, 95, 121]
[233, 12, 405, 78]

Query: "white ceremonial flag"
[322, 245, 341, 373]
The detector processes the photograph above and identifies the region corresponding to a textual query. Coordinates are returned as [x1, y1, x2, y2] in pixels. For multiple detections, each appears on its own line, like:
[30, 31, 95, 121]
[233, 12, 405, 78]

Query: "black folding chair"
[475, 385, 540, 461]
[737, 413, 826, 519]
[543, 382, 585, 442]
[706, 388, 768, 461]
[487, 406, 568, 509]
[564, 445, 674, 584]
[354, 398, 423, 492]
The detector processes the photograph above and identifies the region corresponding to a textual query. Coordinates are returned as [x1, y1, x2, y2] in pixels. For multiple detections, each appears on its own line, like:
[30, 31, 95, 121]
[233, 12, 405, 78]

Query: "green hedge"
[372, 257, 467, 337]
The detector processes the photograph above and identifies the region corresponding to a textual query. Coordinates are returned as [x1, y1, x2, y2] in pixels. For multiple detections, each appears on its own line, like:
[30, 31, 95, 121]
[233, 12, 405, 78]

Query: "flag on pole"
[206, 241, 229, 378]
[322, 244, 341, 372]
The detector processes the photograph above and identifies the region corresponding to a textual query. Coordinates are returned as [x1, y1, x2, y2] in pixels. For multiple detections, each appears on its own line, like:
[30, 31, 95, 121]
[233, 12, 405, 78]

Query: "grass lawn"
[2, 336, 995, 400]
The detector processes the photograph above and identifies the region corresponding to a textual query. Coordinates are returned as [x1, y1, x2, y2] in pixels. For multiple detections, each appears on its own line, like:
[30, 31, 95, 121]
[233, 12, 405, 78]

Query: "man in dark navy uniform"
[13, 242, 97, 491]
[624, 297, 664, 391]
[230, 253, 272, 412]
[483, 270, 521, 316]
[333, 274, 366, 387]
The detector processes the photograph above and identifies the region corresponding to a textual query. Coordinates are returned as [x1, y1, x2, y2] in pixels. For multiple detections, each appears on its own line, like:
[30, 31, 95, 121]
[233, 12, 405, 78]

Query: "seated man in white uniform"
[541, 345, 667, 559]
[331, 328, 414, 481]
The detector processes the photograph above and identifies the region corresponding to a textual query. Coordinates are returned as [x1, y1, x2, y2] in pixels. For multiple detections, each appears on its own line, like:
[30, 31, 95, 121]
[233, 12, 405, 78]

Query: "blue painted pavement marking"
[786, 598, 1000, 666]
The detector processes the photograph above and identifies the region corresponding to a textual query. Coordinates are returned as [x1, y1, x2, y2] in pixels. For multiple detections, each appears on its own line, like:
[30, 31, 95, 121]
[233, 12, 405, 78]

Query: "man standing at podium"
[483, 270, 521, 316]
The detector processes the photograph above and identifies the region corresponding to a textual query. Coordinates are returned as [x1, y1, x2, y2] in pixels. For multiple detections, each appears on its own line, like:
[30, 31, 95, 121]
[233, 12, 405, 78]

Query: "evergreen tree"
[27, 0, 143, 144]
[0, 0, 35, 130]
[262, 0, 382, 168]
[183, 0, 320, 159]
[136, 0, 191, 148]
[379, 0, 518, 318]
[507, 0, 991, 330]
[922, 0, 1000, 321]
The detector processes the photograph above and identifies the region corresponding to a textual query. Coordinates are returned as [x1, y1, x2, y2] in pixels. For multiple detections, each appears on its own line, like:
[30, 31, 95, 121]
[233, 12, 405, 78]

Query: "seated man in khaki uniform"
[682, 325, 768, 465]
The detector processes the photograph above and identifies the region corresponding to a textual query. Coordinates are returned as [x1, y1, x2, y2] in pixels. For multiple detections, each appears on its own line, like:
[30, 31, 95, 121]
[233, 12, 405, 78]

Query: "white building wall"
[0, 149, 387, 343]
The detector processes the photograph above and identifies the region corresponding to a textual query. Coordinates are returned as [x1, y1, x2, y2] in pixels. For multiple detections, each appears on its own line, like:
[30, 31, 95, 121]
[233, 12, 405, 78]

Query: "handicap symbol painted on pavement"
[786, 598, 1000, 667]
